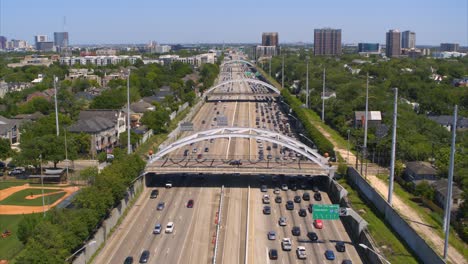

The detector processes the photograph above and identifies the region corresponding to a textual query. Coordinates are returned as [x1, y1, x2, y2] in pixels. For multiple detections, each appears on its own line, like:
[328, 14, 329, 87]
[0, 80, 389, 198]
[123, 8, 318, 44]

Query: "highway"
[94, 53, 363, 264]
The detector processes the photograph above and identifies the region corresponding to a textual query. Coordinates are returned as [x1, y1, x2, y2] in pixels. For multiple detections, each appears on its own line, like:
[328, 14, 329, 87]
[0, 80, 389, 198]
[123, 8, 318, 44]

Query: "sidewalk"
[317, 123, 466, 264]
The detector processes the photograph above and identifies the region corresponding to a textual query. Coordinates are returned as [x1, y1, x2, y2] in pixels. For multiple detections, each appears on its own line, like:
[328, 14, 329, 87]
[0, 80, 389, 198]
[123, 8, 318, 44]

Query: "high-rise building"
[34, 35, 49, 50]
[386, 29, 401, 58]
[0, 36, 6, 50]
[54, 32, 69, 48]
[440, 43, 459, 52]
[358, 43, 380, 53]
[262, 32, 279, 47]
[401, 31, 416, 49]
[313, 28, 342, 56]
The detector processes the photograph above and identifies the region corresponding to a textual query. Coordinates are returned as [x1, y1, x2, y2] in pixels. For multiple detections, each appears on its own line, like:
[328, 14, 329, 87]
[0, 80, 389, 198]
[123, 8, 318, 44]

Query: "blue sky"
[0, 0, 466, 45]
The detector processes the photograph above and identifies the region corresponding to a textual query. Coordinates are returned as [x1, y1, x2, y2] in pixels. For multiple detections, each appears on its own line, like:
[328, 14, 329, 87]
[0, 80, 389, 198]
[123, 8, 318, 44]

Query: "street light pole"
[269, 56, 272, 77]
[54, 76, 59, 136]
[388, 88, 398, 206]
[40, 154, 45, 217]
[127, 69, 132, 154]
[363, 73, 369, 178]
[359, 244, 391, 264]
[322, 67, 326, 121]
[281, 54, 285, 89]
[305, 56, 309, 108]
[347, 129, 350, 164]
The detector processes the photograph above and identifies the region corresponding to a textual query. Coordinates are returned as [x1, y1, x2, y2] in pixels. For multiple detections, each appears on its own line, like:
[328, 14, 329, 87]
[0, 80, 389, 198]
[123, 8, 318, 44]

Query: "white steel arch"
[222, 59, 255, 68]
[148, 127, 330, 169]
[204, 79, 280, 95]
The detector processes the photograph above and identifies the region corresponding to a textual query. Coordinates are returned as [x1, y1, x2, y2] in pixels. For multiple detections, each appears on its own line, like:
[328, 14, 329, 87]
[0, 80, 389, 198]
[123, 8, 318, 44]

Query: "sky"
[0, 0, 467, 45]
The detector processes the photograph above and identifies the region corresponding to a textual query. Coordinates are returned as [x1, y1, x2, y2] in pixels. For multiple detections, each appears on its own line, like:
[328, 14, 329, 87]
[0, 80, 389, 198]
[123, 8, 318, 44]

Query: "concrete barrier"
[347, 167, 444, 264]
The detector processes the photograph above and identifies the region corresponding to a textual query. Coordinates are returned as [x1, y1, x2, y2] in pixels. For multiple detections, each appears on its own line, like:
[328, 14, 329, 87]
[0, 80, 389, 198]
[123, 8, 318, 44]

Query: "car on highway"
[278, 216, 287, 226]
[281, 184, 288, 191]
[298, 209, 307, 217]
[124, 256, 133, 264]
[156, 202, 165, 210]
[197, 154, 203, 159]
[150, 189, 158, 199]
[187, 199, 194, 208]
[291, 184, 298, 191]
[275, 196, 282, 203]
[153, 224, 162, 234]
[314, 219, 323, 229]
[267, 231, 276, 240]
[314, 192, 322, 201]
[294, 195, 301, 203]
[229, 160, 242, 166]
[262, 194, 270, 204]
[342, 260, 352, 264]
[296, 246, 307, 259]
[302, 192, 310, 201]
[268, 249, 278, 260]
[139, 250, 150, 263]
[292, 226, 301, 236]
[325, 250, 335, 260]
[336, 241, 346, 252]
[312, 185, 319, 192]
[204, 147, 209, 152]
[192, 148, 197, 153]
[260, 185, 267, 192]
[281, 238, 292, 251]
[263, 206, 271, 215]
[165, 222, 174, 233]
[286, 200, 294, 210]
[308, 204, 314, 213]
[307, 232, 318, 241]
[273, 187, 280, 194]
[165, 182, 172, 188]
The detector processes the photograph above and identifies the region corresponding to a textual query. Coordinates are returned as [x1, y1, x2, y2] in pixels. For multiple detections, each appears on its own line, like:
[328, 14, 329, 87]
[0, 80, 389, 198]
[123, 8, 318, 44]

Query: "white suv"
[165, 222, 174, 233]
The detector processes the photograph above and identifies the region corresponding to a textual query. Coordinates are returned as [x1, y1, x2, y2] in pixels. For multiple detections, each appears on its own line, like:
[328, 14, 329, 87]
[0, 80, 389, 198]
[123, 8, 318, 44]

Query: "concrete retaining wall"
[72, 175, 144, 264]
[347, 167, 444, 264]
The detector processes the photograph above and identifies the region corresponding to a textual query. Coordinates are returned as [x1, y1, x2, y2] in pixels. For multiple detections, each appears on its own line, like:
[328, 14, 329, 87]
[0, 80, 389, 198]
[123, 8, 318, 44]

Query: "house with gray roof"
[0, 115, 22, 146]
[404, 161, 438, 186]
[427, 115, 468, 132]
[354, 111, 382, 128]
[432, 179, 464, 211]
[68, 110, 127, 155]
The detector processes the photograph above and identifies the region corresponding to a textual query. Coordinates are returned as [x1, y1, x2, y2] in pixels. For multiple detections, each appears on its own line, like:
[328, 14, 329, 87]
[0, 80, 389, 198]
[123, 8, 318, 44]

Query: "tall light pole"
[39, 154, 46, 217]
[363, 73, 369, 178]
[127, 69, 132, 154]
[388, 88, 398, 205]
[305, 56, 309, 108]
[321, 67, 326, 121]
[347, 129, 351, 164]
[54, 76, 59, 136]
[64, 127, 69, 184]
[443, 105, 458, 260]
[359, 244, 391, 264]
[281, 54, 285, 89]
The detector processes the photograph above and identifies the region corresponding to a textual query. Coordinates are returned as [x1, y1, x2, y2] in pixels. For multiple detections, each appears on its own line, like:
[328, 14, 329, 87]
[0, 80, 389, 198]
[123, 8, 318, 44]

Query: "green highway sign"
[312, 204, 340, 220]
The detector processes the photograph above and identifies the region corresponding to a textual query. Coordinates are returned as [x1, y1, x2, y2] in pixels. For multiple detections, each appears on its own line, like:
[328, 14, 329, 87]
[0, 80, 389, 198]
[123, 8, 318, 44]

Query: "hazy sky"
[1, 0, 467, 45]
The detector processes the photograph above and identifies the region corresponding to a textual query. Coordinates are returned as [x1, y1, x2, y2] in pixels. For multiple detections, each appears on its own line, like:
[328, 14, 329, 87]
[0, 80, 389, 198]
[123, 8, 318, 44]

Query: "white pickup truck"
[281, 238, 292, 251]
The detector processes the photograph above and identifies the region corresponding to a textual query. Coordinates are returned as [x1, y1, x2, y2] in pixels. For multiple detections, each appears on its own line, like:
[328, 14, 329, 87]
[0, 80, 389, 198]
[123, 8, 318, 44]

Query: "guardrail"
[212, 185, 224, 264]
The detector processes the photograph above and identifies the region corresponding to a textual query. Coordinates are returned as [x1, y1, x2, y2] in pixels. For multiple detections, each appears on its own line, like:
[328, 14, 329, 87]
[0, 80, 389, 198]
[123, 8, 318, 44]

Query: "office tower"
[262, 32, 279, 46]
[386, 29, 401, 58]
[358, 43, 380, 53]
[313, 28, 342, 56]
[440, 43, 459, 52]
[34, 35, 49, 50]
[0, 36, 6, 50]
[401, 31, 416, 49]
[54, 32, 69, 48]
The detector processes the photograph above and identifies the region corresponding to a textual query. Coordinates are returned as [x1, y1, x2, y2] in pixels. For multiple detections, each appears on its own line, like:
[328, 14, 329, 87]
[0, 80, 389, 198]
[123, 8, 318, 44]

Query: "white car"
[281, 238, 292, 251]
[281, 184, 288, 191]
[296, 246, 307, 259]
[262, 194, 270, 204]
[165, 222, 174, 233]
[279, 216, 287, 226]
[273, 187, 280, 194]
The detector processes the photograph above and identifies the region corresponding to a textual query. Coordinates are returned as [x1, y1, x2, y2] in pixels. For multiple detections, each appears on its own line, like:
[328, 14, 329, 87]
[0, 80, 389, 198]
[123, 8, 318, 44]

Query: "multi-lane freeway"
[94, 54, 363, 264]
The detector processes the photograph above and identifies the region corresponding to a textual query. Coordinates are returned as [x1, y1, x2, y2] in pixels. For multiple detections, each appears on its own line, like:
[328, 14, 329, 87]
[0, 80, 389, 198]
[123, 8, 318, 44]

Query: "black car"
[307, 232, 318, 241]
[342, 260, 352, 264]
[286, 201, 294, 210]
[314, 192, 322, 201]
[308, 204, 314, 213]
[150, 189, 158, 199]
[275, 196, 282, 203]
[292, 226, 301, 236]
[269, 249, 278, 260]
[263, 206, 271, 215]
[124, 256, 134, 264]
[139, 250, 150, 263]
[294, 195, 301, 203]
[183, 149, 189, 156]
[336, 241, 346, 252]
[291, 184, 298, 191]
[302, 192, 310, 201]
[298, 209, 307, 217]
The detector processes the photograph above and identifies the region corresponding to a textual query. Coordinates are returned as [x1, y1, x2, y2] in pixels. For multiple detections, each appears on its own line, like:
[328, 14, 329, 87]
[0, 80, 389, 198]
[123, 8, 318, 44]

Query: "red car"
[313, 219, 323, 229]
[187, 199, 194, 208]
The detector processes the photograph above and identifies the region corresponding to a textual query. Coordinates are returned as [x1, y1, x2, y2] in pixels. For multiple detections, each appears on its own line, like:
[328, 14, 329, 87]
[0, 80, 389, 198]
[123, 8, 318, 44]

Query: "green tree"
[140, 108, 170, 133]
[0, 138, 10, 159]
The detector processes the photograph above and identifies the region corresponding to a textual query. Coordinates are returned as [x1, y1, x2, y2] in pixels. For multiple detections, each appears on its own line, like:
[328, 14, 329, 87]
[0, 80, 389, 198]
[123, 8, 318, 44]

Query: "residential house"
[404, 161, 438, 186]
[129, 100, 155, 127]
[26, 88, 55, 102]
[354, 111, 382, 128]
[13, 112, 44, 122]
[68, 110, 127, 155]
[0, 115, 22, 146]
[142, 86, 175, 104]
[321, 91, 336, 100]
[432, 179, 464, 212]
[427, 115, 468, 132]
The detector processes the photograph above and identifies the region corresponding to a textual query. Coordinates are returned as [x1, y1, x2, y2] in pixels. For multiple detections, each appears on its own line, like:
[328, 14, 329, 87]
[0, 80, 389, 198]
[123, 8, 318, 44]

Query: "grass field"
[0, 181, 27, 190]
[0, 214, 26, 260]
[0, 189, 66, 206]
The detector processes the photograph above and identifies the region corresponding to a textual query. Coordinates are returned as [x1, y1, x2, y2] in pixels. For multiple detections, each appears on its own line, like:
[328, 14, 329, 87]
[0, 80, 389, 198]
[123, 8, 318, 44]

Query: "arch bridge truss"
[204, 78, 280, 96]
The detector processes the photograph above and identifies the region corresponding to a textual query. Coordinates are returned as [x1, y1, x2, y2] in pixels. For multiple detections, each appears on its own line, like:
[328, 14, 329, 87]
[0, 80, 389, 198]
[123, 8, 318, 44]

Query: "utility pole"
[40, 154, 46, 217]
[269, 56, 272, 76]
[281, 54, 285, 89]
[347, 129, 350, 165]
[305, 56, 309, 108]
[127, 69, 132, 154]
[64, 127, 69, 184]
[54, 76, 59, 136]
[388, 88, 398, 205]
[363, 73, 369, 179]
[443, 105, 458, 260]
[322, 68, 326, 121]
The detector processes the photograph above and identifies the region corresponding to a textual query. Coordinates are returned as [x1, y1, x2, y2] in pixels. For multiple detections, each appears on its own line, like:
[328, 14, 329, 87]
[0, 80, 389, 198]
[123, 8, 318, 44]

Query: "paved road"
[94, 55, 363, 264]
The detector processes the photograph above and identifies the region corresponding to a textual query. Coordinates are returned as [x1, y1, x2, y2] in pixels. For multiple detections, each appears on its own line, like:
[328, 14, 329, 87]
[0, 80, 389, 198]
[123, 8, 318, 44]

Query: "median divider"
[213, 185, 224, 264]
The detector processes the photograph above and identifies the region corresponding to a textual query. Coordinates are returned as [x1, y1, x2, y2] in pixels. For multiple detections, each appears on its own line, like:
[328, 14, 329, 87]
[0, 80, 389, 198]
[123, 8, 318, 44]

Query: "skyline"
[0, 0, 467, 45]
